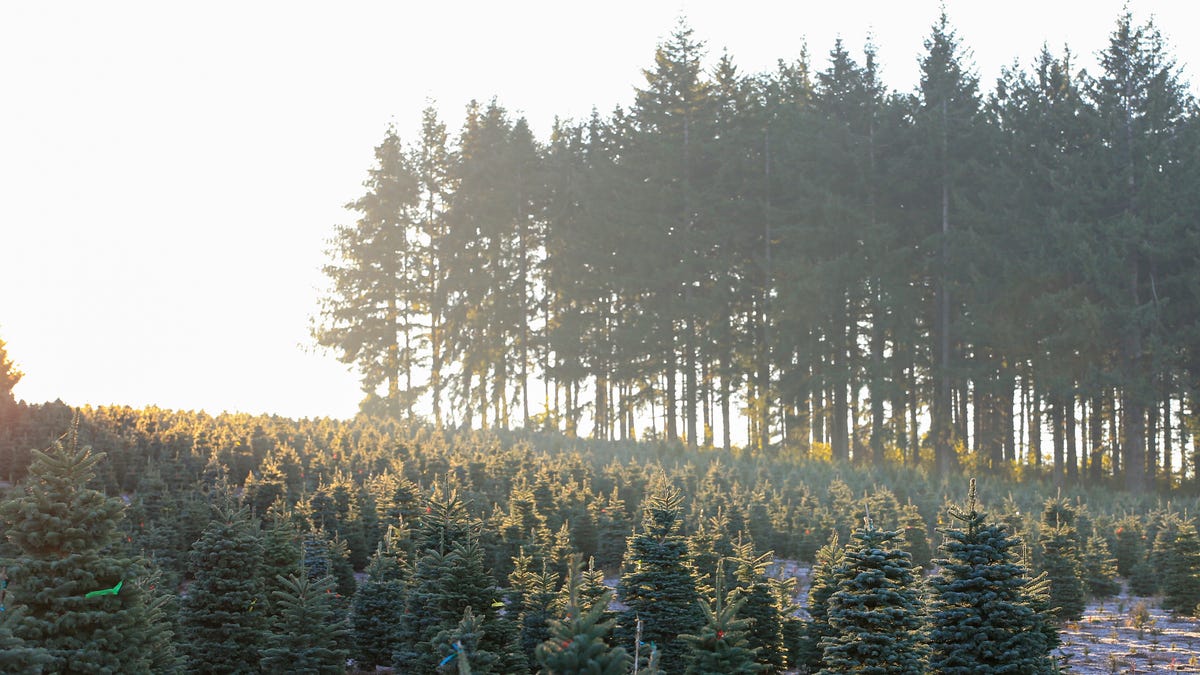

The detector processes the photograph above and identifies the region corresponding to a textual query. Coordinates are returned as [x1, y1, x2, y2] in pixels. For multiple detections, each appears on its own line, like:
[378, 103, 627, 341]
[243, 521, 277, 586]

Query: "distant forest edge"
[310, 9, 1200, 494]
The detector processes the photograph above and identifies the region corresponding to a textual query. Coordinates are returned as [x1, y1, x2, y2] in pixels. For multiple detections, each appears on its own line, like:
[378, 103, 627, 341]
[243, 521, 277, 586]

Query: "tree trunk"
[1051, 398, 1064, 488]
[1066, 394, 1078, 481]
[666, 327, 678, 443]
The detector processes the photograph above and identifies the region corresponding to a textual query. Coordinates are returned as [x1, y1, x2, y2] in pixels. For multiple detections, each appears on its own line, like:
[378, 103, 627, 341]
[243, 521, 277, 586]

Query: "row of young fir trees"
[1, 421, 1072, 674]
[313, 9, 1200, 492]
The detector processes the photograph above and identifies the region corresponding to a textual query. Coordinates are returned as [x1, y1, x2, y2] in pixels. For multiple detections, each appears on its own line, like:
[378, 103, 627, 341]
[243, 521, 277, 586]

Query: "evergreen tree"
[1113, 515, 1145, 577]
[300, 529, 356, 598]
[260, 510, 302, 614]
[616, 485, 704, 674]
[508, 549, 559, 669]
[818, 517, 924, 674]
[0, 426, 170, 674]
[178, 504, 267, 674]
[535, 556, 631, 675]
[260, 574, 351, 675]
[1080, 531, 1121, 600]
[928, 480, 1056, 674]
[899, 502, 933, 570]
[312, 125, 424, 419]
[396, 500, 526, 675]
[351, 542, 407, 669]
[435, 607, 493, 674]
[1037, 521, 1086, 621]
[1155, 514, 1200, 616]
[797, 533, 844, 671]
[729, 536, 785, 673]
[681, 560, 762, 674]
[0, 334, 22, 404]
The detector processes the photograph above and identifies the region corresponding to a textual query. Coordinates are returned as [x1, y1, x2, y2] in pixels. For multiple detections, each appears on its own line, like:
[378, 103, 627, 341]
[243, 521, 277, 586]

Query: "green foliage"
[179, 504, 267, 674]
[0, 426, 172, 673]
[617, 485, 704, 675]
[1081, 531, 1121, 600]
[818, 520, 924, 675]
[798, 533, 844, 671]
[729, 536, 785, 673]
[350, 543, 407, 669]
[1155, 514, 1200, 616]
[535, 556, 630, 675]
[681, 560, 762, 674]
[0, 606, 52, 674]
[1037, 522, 1086, 622]
[260, 574, 351, 674]
[1113, 516, 1145, 578]
[928, 481, 1057, 674]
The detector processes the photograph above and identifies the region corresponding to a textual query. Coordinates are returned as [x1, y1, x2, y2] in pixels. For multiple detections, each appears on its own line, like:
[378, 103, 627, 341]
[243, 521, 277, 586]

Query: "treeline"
[3, 404, 1200, 673]
[313, 10, 1200, 493]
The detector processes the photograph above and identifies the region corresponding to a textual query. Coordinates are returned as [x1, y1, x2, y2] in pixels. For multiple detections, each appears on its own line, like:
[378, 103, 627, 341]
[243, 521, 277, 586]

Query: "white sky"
[1, 0, 1195, 421]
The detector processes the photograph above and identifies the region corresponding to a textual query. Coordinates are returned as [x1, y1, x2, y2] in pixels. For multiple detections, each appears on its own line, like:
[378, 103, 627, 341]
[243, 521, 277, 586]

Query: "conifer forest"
[5, 8, 1200, 675]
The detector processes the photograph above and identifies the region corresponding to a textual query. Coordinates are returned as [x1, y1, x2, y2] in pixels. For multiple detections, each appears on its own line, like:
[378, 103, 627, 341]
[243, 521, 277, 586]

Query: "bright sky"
[1, 1, 1195, 421]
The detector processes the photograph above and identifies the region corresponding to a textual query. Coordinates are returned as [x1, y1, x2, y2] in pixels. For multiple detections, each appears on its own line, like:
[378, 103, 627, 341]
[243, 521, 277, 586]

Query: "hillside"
[2, 402, 1200, 672]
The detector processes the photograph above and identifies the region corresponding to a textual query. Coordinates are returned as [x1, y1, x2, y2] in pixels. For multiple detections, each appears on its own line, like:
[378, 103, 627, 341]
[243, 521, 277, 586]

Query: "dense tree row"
[313, 10, 1200, 493]
[3, 404, 1200, 672]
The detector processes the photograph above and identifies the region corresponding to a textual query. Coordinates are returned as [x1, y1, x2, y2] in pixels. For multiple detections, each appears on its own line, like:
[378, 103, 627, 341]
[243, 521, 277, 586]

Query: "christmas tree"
[0, 424, 172, 673]
[797, 532, 844, 671]
[729, 535, 785, 673]
[351, 541, 407, 669]
[260, 573, 351, 674]
[1155, 514, 1200, 616]
[395, 490, 525, 674]
[1037, 521, 1085, 621]
[681, 559, 762, 674]
[1037, 497, 1085, 621]
[1080, 531, 1121, 600]
[508, 550, 559, 668]
[616, 485, 704, 674]
[178, 503, 267, 674]
[928, 480, 1056, 675]
[818, 516, 924, 675]
[535, 556, 630, 675]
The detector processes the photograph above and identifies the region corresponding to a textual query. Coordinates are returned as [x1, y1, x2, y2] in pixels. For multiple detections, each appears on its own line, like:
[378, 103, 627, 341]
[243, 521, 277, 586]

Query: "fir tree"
[1155, 514, 1200, 616]
[1037, 521, 1086, 621]
[616, 485, 704, 674]
[535, 556, 631, 675]
[797, 532, 844, 671]
[260, 574, 351, 675]
[1081, 531, 1121, 600]
[899, 502, 933, 570]
[0, 426, 170, 673]
[681, 560, 762, 674]
[928, 480, 1057, 675]
[508, 551, 559, 669]
[178, 503, 267, 674]
[729, 536, 785, 673]
[818, 517, 924, 675]
[351, 542, 407, 669]
[1113, 515, 1145, 577]
[260, 510, 302, 614]
[433, 606, 505, 674]
[396, 520, 525, 674]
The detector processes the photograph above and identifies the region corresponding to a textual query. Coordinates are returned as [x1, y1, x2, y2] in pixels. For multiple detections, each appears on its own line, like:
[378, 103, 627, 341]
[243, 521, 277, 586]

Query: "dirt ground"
[1057, 588, 1200, 673]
